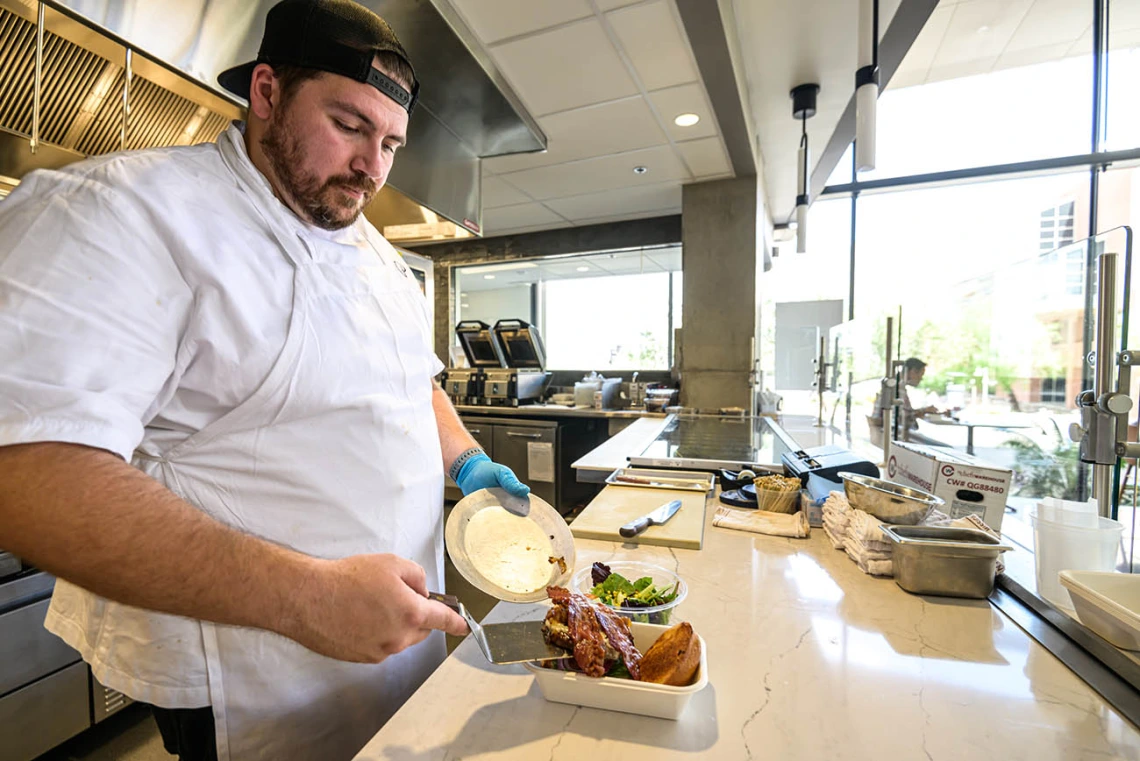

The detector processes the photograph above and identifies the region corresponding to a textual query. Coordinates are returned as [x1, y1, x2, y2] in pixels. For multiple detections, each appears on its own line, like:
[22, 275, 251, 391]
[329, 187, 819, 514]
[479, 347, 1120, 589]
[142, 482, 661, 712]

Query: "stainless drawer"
[92, 675, 134, 723]
[0, 661, 90, 761]
[0, 598, 82, 696]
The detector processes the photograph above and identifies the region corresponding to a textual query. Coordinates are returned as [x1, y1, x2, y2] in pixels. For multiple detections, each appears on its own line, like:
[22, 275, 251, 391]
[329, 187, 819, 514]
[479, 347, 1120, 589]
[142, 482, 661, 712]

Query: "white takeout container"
[1059, 570, 1140, 650]
[522, 621, 708, 720]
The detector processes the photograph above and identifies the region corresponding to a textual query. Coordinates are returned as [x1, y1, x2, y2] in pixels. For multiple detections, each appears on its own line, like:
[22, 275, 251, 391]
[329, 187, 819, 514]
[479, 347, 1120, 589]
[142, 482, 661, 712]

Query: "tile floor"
[35, 704, 172, 761]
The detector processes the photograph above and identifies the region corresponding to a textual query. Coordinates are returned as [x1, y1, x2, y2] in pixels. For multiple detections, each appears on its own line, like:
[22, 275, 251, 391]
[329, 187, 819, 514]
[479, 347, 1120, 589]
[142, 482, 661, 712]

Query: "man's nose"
[350, 141, 387, 186]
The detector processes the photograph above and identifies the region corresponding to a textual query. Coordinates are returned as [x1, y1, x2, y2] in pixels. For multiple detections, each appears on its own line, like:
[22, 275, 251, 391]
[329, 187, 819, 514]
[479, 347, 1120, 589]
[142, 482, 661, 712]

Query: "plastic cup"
[1029, 506, 1123, 609]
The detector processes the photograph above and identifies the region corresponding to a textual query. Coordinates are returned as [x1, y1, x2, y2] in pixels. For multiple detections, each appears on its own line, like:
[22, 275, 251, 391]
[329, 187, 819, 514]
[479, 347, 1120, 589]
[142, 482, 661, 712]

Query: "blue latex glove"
[455, 453, 531, 498]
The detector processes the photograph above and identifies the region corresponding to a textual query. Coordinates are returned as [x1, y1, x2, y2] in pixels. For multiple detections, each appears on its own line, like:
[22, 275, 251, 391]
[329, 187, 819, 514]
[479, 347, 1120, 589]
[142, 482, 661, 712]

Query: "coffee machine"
[442, 321, 506, 405]
[483, 319, 552, 406]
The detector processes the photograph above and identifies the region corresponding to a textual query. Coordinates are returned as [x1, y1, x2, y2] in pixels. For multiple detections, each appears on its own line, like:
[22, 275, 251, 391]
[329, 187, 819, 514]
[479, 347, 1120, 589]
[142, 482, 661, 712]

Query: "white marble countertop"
[356, 490, 1140, 760]
[454, 404, 667, 420]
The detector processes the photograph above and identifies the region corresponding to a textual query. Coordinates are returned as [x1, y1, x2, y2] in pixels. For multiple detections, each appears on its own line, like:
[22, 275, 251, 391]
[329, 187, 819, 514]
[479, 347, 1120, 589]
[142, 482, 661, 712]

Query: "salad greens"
[589, 562, 679, 624]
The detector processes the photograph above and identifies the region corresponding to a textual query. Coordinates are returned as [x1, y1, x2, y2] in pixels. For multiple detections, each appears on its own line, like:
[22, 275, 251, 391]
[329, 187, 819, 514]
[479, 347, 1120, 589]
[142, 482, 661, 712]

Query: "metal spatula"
[429, 592, 571, 665]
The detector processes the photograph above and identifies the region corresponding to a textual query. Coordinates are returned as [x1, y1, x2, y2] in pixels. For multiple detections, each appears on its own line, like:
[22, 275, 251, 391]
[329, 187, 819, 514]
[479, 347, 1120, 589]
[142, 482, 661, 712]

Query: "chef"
[0, 1, 530, 759]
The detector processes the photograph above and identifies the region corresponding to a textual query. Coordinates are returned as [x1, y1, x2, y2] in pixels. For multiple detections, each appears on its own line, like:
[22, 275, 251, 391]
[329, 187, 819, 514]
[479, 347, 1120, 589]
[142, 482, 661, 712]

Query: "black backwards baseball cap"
[217, 0, 419, 113]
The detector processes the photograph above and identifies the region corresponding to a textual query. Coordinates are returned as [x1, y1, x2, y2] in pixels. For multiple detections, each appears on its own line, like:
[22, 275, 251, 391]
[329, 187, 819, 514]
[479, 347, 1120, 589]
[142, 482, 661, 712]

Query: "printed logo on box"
[941, 464, 955, 477]
[887, 456, 897, 478]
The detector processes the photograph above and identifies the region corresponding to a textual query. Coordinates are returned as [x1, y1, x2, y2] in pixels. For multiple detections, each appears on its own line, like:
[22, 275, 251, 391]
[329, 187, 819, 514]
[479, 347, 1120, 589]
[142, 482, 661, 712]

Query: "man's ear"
[248, 63, 279, 122]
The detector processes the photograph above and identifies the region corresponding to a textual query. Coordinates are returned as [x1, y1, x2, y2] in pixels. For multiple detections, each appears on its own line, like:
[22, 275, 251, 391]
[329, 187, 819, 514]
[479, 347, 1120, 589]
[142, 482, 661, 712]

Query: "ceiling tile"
[891, 5, 955, 86]
[491, 18, 639, 116]
[675, 137, 731, 178]
[925, 56, 1001, 83]
[645, 247, 682, 271]
[1003, 0, 1090, 53]
[482, 202, 567, 234]
[499, 144, 689, 200]
[450, 0, 593, 45]
[483, 96, 668, 174]
[647, 83, 718, 141]
[996, 42, 1078, 71]
[483, 175, 532, 208]
[933, 0, 1034, 66]
[543, 181, 683, 221]
[607, 1, 699, 91]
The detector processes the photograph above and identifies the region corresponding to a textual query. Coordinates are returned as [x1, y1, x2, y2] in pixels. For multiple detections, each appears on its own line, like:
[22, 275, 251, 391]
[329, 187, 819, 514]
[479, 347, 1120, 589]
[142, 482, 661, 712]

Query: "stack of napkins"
[843, 509, 893, 577]
[822, 492, 851, 549]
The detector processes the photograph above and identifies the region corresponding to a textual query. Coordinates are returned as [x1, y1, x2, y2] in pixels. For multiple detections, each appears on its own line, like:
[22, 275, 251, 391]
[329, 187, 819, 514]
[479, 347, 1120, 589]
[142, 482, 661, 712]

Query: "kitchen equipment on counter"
[1059, 571, 1140, 650]
[574, 376, 602, 407]
[1029, 505, 1123, 609]
[880, 525, 1013, 599]
[443, 321, 507, 405]
[718, 484, 758, 508]
[605, 467, 714, 493]
[484, 319, 552, 407]
[570, 485, 707, 549]
[523, 622, 708, 720]
[643, 387, 679, 413]
[629, 414, 793, 473]
[429, 593, 569, 664]
[444, 488, 574, 603]
[593, 378, 622, 410]
[838, 472, 944, 525]
[782, 445, 878, 486]
[619, 499, 683, 538]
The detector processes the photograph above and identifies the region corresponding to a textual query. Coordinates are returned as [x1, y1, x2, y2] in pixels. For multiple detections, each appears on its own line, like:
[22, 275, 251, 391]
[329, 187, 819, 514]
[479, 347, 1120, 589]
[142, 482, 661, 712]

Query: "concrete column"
[680, 176, 761, 410]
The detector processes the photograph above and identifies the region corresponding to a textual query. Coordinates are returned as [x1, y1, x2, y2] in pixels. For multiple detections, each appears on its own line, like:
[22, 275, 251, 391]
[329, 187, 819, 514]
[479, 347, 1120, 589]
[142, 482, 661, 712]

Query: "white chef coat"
[0, 124, 447, 758]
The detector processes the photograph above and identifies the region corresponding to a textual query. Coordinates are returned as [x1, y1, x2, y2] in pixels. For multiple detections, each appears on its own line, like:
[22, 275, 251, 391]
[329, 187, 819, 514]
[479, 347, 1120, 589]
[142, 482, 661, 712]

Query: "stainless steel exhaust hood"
[0, 0, 546, 241]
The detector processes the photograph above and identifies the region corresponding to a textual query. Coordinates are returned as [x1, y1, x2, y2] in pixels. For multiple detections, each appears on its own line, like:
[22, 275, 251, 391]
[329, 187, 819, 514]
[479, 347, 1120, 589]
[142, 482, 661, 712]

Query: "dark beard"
[260, 113, 377, 231]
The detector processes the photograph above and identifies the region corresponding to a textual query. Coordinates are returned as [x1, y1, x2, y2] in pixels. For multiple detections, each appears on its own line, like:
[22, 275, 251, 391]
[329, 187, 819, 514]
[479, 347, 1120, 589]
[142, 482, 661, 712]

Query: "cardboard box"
[886, 441, 1013, 532]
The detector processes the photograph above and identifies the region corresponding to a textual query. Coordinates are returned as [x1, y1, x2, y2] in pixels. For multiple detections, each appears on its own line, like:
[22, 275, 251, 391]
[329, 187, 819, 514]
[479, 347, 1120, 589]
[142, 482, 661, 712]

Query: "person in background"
[0, 1, 527, 759]
[869, 357, 944, 442]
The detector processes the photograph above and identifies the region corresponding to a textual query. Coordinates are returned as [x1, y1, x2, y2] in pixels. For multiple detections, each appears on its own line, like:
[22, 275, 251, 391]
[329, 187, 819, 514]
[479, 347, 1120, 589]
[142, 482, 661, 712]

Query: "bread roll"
[638, 622, 701, 686]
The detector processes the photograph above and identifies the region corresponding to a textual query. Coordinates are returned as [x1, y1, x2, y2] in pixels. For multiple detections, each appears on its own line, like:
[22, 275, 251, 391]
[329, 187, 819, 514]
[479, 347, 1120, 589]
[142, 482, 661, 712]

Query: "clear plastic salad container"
[571, 560, 687, 625]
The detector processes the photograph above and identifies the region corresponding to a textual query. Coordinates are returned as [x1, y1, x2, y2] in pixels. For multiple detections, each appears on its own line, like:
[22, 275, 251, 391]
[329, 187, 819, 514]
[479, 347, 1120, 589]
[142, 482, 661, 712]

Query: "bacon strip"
[547, 586, 640, 678]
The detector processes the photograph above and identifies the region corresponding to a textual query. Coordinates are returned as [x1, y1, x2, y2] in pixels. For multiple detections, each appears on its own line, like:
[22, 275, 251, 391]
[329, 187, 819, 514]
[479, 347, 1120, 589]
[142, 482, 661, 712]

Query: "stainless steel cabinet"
[0, 661, 90, 761]
[0, 598, 81, 696]
[447, 416, 605, 513]
[492, 421, 557, 508]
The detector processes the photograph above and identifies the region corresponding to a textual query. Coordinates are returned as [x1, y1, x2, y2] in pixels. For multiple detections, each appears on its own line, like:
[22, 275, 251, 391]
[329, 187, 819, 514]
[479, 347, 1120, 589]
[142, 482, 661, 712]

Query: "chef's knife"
[619, 499, 683, 538]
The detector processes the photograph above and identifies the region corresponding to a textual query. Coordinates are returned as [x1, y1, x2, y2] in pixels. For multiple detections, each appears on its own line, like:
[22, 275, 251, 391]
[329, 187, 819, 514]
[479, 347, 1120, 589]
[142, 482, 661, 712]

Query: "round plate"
[445, 489, 575, 603]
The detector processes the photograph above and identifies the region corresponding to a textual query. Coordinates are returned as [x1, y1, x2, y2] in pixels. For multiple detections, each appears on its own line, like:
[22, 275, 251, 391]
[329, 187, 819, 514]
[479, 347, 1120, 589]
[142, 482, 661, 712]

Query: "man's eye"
[383, 143, 399, 155]
[335, 120, 359, 134]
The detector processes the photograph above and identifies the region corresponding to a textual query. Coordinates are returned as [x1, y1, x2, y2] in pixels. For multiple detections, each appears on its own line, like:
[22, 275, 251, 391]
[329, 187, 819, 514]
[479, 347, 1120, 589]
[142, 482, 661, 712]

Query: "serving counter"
[357, 421, 1140, 759]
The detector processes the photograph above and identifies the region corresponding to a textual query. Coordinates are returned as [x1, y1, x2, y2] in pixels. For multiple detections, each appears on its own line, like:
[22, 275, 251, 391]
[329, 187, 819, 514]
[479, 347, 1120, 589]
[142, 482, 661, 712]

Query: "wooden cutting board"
[570, 485, 707, 549]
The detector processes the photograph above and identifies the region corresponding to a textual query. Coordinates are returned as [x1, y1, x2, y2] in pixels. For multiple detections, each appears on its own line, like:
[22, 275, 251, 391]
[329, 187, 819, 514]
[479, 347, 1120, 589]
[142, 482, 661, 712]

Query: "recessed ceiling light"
[483, 275, 495, 280]
[577, 265, 590, 272]
[977, 24, 990, 33]
[461, 303, 470, 308]
[460, 292, 467, 297]
[633, 166, 648, 175]
[674, 113, 700, 127]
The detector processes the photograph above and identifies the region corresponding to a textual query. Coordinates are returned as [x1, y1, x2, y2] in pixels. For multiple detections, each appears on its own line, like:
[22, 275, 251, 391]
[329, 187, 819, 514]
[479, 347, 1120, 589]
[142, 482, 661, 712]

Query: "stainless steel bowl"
[837, 472, 944, 525]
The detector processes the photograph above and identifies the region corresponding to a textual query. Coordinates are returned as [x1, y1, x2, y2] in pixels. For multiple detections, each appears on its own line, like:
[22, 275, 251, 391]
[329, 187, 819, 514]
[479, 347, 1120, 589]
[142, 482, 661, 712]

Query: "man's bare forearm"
[0, 442, 319, 638]
[432, 382, 479, 471]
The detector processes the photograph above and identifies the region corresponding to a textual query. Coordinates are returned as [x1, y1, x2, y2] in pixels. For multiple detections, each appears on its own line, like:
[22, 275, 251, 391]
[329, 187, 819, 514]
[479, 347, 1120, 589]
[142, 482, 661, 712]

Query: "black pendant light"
[791, 83, 819, 254]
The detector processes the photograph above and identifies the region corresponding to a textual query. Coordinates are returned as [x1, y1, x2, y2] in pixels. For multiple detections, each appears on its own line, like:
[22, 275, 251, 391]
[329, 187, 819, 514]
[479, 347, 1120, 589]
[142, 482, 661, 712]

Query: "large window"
[454, 247, 681, 371]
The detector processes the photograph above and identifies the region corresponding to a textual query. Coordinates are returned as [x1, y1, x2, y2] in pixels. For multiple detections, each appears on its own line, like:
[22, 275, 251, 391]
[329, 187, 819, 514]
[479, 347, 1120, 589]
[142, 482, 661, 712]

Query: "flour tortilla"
[464, 506, 555, 594]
